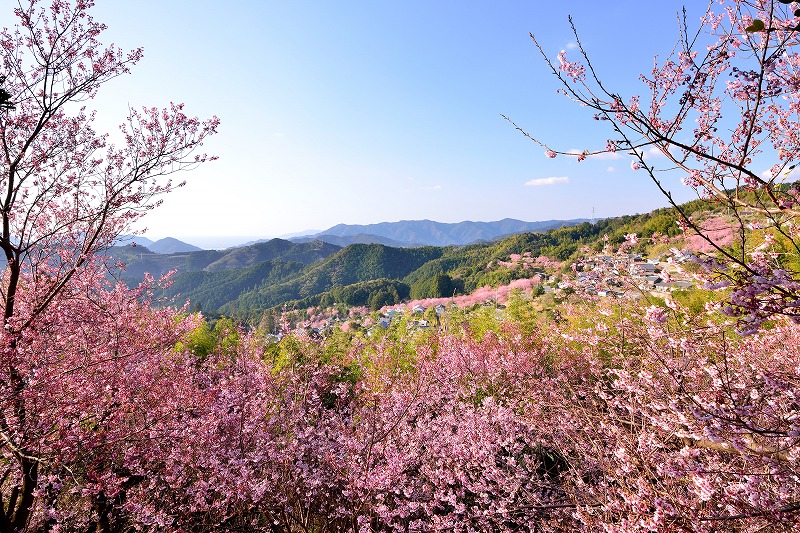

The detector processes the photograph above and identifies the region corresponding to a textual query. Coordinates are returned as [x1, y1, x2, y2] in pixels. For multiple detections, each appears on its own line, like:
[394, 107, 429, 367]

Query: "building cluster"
[565, 251, 692, 299]
[265, 250, 697, 343]
[368, 303, 449, 336]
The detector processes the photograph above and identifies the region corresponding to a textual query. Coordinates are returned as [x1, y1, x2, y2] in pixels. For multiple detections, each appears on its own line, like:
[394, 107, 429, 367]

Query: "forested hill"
[108, 238, 342, 282]
[118, 204, 692, 323]
[213, 244, 446, 315]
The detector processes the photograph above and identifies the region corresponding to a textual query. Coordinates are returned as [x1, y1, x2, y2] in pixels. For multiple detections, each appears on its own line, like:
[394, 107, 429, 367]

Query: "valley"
[110, 207, 691, 325]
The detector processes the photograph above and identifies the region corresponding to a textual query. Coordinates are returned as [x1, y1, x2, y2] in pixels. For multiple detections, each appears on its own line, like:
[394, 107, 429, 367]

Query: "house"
[630, 262, 656, 275]
[411, 305, 426, 314]
[671, 249, 690, 263]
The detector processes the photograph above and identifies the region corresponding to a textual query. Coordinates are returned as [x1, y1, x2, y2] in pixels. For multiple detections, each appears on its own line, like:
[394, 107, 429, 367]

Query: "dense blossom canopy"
[0, 0, 217, 529]
[1, 0, 799, 531]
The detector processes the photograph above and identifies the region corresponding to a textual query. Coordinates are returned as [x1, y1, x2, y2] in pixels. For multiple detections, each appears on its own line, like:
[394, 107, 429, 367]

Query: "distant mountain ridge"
[121, 218, 590, 252]
[290, 233, 416, 248]
[297, 218, 591, 247]
[105, 203, 696, 322]
[148, 237, 203, 254]
[108, 238, 341, 281]
[116, 235, 201, 254]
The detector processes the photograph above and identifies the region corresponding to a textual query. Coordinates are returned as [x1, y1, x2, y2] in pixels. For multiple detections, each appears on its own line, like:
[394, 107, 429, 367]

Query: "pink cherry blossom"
[519, 0, 800, 331]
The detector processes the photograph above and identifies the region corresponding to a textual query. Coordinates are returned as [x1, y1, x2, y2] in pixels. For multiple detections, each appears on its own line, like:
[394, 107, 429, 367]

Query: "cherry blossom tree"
[12, 288, 792, 531]
[0, 0, 217, 529]
[509, 0, 800, 332]
[5, 270, 211, 532]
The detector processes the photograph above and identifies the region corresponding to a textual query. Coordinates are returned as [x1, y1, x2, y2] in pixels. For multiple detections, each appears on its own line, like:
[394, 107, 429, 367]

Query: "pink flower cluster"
[7, 258, 800, 532]
[683, 217, 735, 253]
[492, 251, 560, 272]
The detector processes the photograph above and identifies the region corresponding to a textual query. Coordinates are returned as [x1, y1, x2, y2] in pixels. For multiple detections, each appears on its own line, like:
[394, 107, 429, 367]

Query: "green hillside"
[108, 238, 341, 283]
[135, 204, 706, 323]
[203, 239, 340, 271]
[163, 260, 308, 312]
[215, 244, 444, 317]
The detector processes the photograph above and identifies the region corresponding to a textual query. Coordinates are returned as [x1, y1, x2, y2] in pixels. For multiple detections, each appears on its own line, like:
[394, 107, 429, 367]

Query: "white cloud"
[565, 42, 578, 50]
[420, 184, 442, 191]
[606, 166, 615, 173]
[761, 166, 800, 180]
[525, 176, 569, 187]
[641, 146, 668, 159]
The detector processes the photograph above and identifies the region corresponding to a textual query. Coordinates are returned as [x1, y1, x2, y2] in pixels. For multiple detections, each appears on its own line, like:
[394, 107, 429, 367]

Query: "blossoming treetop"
[0, 0, 217, 529]
[510, 0, 800, 333]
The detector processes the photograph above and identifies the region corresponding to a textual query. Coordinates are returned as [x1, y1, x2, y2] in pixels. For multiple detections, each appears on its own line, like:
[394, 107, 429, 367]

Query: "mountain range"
[132, 218, 593, 254]
[116, 236, 203, 254]
[106, 206, 687, 324]
[294, 218, 591, 247]
[108, 239, 340, 282]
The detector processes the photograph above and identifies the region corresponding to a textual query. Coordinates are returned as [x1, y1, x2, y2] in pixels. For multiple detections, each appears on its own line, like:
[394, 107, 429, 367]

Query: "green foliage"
[262, 333, 308, 371]
[464, 306, 503, 341]
[504, 291, 540, 335]
[213, 317, 240, 356]
[275, 279, 411, 315]
[423, 305, 440, 327]
[179, 316, 241, 360]
[320, 328, 356, 363]
[259, 309, 278, 334]
[149, 201, 725, 325]
[745, 19, 765, 32]
[180, 321, 216, 358]
[671, 289, 717, 315]
[410, 272, 457, 299]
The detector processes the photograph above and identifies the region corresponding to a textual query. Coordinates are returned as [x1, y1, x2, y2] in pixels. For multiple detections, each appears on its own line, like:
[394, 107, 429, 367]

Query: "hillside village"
[271, 244, 697, 340]
[569, 250, 693, 299]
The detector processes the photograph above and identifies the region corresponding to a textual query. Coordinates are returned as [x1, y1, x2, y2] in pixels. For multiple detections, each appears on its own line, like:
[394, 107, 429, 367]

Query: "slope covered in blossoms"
[21, 289, 800, 531]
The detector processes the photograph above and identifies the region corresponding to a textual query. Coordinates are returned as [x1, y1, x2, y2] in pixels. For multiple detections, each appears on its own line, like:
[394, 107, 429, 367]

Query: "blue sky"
[9, 2, 711, 248]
